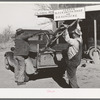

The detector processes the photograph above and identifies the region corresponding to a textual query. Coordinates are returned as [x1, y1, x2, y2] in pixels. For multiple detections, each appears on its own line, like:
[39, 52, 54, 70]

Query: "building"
[35, 4, 100, 59]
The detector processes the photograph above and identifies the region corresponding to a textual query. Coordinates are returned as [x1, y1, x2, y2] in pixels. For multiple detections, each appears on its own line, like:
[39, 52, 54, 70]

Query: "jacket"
[14, 39, 30, 56]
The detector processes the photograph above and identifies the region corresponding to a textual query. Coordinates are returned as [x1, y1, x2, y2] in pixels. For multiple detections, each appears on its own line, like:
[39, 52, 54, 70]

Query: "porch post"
[94, 19, 97, 52]
[93, 19, 100, 64]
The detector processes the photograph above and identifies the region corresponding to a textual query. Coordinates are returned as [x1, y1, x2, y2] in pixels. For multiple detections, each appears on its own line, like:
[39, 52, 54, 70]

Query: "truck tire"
[88, 46, 100, 60]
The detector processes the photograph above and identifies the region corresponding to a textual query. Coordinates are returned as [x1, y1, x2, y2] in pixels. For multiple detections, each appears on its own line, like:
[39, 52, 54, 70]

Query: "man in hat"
[13, 28, 30, 85]
[62, 19, 83, 88]
[13, 28, 38, 85]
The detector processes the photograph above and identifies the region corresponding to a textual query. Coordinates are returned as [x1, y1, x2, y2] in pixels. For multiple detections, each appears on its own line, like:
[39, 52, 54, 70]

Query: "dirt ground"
[0, 45, 100, 88]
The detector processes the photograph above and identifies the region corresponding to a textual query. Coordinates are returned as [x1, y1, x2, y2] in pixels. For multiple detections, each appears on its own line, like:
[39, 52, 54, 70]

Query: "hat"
[16, 28, 24, 36]
[16, 28, 23, 32]
[72, 28, 82, 36]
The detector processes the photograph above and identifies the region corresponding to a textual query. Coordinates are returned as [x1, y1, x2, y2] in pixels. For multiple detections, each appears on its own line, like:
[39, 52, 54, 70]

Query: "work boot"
[17, 82, 26, 85]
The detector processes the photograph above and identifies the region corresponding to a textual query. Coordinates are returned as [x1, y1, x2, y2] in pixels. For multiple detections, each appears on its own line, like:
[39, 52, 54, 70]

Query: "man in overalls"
[62, 20, 83, 88]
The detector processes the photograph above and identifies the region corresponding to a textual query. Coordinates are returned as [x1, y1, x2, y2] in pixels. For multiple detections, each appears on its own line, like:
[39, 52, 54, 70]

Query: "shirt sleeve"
[16, 32, 36, 40]
[64, 29, 78, 46]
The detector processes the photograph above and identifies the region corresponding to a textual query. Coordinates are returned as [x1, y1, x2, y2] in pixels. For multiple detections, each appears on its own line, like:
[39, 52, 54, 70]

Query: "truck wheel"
[88, 46, 100, 60]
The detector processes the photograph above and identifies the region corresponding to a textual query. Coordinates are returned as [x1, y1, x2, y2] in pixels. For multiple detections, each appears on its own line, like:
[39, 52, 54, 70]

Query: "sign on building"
[35, 10, 54, 16]
[54, 7, 85, 21]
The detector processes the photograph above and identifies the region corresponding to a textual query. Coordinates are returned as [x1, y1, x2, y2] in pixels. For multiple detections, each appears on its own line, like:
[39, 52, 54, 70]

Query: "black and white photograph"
[0, 1, 100, 90]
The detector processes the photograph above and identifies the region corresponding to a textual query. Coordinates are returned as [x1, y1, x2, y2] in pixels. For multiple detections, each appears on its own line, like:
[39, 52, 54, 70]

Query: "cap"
[16, 28, 23, 32]
[16, 28, 24, 36]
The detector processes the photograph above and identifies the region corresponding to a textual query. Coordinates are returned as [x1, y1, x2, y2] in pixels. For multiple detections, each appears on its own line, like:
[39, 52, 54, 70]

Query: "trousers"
[14, 56, 28, 83]
[66, 60, 79, 88]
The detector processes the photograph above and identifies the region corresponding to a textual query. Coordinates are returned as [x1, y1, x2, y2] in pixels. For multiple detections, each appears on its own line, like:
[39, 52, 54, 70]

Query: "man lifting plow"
[40, 18, 82, 52]
[41, 18, 83, 88]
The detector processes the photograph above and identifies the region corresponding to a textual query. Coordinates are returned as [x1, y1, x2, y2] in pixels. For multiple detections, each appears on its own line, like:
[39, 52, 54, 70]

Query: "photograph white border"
[0, 1, 100, 98]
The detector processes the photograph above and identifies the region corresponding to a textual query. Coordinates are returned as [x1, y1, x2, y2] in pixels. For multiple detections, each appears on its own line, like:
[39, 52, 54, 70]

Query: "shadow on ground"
[9, 66, 70, 88]
[28, 67, 70, 88]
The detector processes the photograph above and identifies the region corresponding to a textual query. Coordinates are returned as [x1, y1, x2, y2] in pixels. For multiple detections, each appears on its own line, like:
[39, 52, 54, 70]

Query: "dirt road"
[0, 48, 100, 88]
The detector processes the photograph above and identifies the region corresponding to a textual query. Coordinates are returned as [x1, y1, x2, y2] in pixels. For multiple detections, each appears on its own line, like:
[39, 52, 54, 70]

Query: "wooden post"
[93, 19, 100, 64]
[94, 20, 97, 52]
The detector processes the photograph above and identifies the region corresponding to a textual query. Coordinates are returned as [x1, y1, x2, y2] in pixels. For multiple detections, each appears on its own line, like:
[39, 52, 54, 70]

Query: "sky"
[0, 3, 98, 34]
[0, 3, 52, 34]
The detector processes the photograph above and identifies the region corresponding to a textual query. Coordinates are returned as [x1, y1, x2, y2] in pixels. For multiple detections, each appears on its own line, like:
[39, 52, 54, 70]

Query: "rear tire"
[88, 46, 100, 60]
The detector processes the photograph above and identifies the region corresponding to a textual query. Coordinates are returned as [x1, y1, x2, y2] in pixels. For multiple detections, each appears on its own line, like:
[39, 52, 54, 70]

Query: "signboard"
[35, 10, 54, 16]
[54, 7, 85, 21]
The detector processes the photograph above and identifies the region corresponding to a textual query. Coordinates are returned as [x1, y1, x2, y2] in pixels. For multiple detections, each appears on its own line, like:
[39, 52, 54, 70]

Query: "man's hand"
[77, 18, 82, 22]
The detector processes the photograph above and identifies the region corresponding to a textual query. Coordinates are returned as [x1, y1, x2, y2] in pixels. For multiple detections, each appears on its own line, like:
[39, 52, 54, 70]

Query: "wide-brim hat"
[72, 28, 82, 36]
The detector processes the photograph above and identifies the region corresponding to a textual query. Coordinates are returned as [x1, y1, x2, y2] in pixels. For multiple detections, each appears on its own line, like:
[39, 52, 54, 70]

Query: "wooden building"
[36, 5, 100, 59]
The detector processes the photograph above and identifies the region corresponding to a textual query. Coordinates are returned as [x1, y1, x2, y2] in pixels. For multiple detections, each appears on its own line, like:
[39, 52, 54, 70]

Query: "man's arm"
[16, 30, 45, 40]
[16, 32, 35, 40]
[63, 29, 79, 46]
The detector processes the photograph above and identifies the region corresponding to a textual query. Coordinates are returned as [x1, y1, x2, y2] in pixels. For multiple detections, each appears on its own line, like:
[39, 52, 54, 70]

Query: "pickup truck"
[4, 29, 69, 74]
[24, 29, 68, 69]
